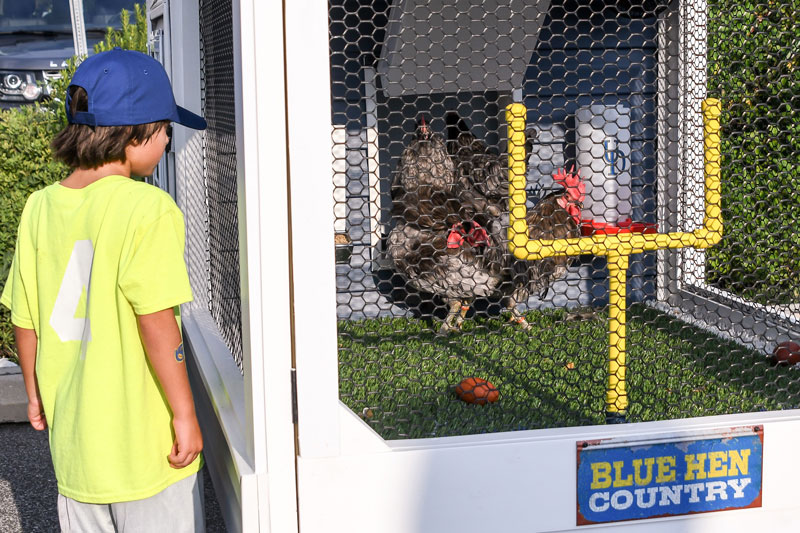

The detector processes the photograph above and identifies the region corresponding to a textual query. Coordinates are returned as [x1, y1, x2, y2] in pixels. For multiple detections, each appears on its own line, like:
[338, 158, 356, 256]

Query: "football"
[456, 377, 499, 405]
[771, 341, 800, 365]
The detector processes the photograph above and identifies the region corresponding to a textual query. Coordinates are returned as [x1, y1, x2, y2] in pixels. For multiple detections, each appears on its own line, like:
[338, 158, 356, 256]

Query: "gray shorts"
[57, 471, 205, 533]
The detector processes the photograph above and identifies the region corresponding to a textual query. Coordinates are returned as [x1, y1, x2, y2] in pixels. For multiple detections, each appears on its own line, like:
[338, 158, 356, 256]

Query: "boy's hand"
[27, 394, 47, 431]
[169, 415, 203, 469]
[14, 326, 45, 431]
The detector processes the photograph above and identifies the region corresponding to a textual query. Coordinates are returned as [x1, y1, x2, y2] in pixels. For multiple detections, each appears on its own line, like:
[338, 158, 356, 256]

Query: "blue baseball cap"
[66, 48, 207, 130]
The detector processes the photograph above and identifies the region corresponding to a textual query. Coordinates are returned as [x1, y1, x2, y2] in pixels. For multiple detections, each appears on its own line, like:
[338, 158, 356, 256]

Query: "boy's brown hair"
[51, 86, 170, 169]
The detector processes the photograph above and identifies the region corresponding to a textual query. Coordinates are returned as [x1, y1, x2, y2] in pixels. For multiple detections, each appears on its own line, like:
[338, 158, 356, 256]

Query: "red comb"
[553, 165, 585, 204]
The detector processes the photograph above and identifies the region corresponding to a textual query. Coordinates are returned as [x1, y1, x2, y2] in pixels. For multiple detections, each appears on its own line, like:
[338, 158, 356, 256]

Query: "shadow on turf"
[341, 303, 800, 440]
[343, 316, 609, 439]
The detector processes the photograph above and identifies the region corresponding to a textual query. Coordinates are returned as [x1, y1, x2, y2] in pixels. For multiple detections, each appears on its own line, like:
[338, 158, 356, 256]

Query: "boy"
[1, 48, 208, 532]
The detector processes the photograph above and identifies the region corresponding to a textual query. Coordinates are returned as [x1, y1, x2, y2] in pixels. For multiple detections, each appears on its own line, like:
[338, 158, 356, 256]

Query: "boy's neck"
[61, 160, 133, 189]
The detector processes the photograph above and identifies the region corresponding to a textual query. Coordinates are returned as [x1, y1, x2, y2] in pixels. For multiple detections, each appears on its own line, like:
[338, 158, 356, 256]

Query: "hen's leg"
[508, 307, 532, 331]
[455, 301, 471, 329]
[506, 288, 533, 331]
[440, 299, 463, 333]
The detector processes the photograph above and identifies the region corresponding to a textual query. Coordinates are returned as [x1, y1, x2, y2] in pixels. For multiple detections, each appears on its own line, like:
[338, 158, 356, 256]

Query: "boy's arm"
[14, 326, 46, 431]
[137, 308, 203, 469]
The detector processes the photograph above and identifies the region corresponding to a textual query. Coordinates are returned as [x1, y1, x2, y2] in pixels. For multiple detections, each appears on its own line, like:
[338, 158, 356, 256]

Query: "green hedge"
[0, 6, 146, 361]
[706, 0, 800, 304]
[0, 107, 66, 358]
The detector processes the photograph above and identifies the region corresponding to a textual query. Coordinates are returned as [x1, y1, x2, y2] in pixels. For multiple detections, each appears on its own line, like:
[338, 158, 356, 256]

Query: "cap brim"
[175, 106, 207, 130]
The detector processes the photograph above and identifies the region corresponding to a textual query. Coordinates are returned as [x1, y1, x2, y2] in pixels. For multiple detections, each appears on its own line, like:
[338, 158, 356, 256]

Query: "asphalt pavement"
[0, 363, 228, 532]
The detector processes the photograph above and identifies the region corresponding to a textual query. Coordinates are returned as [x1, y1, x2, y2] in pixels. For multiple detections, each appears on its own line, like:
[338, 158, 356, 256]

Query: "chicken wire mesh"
[330, 0, 800, 439]
[199, 0, 243, 371]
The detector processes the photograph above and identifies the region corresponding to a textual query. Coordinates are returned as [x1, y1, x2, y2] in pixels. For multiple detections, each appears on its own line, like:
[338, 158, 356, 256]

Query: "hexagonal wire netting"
[200, 0, 243, 372]
[329, 0, 800, 439]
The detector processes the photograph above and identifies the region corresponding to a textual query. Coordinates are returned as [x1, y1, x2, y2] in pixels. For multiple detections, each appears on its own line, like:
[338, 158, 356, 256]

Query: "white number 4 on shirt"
[50, 240, 94, 343]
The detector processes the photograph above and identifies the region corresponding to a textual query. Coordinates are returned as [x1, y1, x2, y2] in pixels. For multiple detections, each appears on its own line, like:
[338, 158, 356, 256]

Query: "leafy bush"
[0, 107, 67, 358]
[706, 0, 800, 304]
[0, 5, 146, 361]
[94, 4, 148, 54]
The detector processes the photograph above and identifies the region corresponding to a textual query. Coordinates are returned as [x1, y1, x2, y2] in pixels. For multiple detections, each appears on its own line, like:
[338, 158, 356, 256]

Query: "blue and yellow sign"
[577, 426, 763, 525]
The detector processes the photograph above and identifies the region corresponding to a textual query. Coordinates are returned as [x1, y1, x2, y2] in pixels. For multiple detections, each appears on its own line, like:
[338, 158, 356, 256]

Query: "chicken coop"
[150, 0, 800, 531]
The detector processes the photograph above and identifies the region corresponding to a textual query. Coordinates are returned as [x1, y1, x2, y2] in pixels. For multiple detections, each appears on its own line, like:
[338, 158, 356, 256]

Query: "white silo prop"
[575, 104, 632, 225]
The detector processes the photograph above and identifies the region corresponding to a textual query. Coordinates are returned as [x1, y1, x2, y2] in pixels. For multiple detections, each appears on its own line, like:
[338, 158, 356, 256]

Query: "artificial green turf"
[338, 305, 800, 439]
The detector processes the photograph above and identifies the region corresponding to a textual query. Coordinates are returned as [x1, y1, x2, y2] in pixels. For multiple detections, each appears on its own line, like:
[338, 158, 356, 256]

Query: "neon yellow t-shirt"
[1, 175, 201, 503]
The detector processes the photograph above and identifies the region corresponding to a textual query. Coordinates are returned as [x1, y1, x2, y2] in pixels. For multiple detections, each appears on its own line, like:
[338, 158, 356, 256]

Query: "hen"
[501, 165, 584, 329]
[387, 117, 502, 327]
[387, 114, 584, 333]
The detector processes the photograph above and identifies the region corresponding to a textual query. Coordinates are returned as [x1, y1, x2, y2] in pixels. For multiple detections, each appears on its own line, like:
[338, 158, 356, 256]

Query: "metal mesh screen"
[200, 0, 243, 371]
[706, 0, 800, 308]
[330, 0, 800, 439]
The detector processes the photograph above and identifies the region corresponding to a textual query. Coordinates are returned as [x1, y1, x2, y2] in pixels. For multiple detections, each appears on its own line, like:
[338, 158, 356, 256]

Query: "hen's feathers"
[392, 120, 497, 230]
[393, 131, 456, 193]
[446, 113, 506, 202]
[387, 222, 500, 299]
[519, 190, 580, 298]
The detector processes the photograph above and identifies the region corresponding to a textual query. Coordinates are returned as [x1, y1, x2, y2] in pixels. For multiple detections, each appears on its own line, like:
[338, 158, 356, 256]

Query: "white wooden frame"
[677, 0, 709, 289]
[168, 0, 298, 531]
[290, 1, 800, 531]
[284, 0, 342, 458]
[234, 0, 298, 529]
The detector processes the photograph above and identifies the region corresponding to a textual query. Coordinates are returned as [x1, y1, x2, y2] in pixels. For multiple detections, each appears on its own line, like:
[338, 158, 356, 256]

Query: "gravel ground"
[0, 423, 227, 532]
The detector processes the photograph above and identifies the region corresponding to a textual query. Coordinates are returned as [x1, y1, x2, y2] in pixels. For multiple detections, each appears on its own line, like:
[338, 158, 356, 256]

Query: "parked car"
[0, 0, 136, 109]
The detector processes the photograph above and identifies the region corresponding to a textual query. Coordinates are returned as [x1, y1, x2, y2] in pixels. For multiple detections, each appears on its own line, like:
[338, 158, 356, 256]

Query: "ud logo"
[603, 140, 628, 176]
